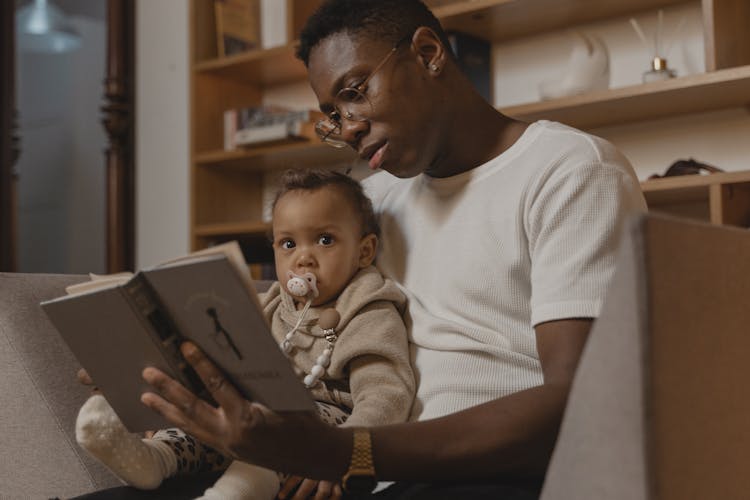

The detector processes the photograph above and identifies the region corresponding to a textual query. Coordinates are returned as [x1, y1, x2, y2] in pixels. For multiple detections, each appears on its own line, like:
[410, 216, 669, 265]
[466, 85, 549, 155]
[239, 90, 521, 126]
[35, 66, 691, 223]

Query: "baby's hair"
[271, 168, 380, 238]
[296, 0, 452, 67]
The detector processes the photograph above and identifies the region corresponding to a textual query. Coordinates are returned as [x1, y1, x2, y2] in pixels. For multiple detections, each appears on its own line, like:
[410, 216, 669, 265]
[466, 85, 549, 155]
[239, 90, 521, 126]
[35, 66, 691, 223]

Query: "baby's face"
[272, 186, 374, 306]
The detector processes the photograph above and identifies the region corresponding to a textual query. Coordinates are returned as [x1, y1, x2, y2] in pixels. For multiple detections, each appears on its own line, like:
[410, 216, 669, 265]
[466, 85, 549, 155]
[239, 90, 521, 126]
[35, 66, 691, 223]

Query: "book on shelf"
[41, 241, 314, 432]
[223, 107, 324, 150]
[214, 0, 261, 57]
[447, 31, 491, 103]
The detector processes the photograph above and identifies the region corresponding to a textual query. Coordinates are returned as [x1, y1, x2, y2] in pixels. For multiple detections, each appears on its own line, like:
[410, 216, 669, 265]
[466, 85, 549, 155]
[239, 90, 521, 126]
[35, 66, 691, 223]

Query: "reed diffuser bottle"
[630, 10, 685, 83]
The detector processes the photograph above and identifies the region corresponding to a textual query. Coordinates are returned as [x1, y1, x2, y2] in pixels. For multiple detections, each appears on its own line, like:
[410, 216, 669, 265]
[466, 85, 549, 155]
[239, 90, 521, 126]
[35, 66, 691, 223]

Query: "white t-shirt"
[363, 120, 647, 422]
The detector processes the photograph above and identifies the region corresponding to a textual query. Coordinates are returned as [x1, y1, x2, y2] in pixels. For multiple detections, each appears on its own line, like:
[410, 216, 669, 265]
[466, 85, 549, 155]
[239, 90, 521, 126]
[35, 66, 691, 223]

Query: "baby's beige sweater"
[259, 266, 415, 427]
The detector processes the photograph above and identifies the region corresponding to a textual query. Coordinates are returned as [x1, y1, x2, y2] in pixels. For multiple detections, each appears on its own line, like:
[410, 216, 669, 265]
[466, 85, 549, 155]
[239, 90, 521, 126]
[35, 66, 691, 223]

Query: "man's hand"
[140, 341, 351, 479]
[278, 476, 342, 500]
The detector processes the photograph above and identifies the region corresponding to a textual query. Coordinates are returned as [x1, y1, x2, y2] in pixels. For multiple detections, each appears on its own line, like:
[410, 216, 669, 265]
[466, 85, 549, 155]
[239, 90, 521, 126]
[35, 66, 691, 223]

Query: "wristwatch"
[341, 428, 377, 494]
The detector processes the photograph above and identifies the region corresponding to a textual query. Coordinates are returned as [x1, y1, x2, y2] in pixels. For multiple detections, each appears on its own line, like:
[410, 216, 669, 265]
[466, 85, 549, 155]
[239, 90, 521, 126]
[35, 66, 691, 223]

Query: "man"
[142, 1, 646, 499]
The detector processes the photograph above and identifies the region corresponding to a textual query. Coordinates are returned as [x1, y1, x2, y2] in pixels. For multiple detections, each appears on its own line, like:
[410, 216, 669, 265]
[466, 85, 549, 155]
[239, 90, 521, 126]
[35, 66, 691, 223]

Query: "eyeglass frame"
[316, 33, 414, 147]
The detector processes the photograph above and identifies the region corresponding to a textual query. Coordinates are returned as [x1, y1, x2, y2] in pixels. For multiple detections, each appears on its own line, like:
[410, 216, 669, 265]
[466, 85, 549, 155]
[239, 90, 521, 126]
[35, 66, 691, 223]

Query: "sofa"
[2, 213, 749, 499]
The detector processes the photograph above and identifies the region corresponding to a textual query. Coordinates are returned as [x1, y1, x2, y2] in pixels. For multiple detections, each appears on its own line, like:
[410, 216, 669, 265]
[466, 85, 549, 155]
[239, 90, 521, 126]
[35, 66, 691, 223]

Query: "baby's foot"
[75, 394, 176, 489]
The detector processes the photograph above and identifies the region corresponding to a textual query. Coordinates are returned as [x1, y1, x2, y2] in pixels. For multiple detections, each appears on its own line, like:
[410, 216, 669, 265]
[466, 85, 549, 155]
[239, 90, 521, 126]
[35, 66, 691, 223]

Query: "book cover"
[41, 242, 314, 432]
[214, 0, 261, 57]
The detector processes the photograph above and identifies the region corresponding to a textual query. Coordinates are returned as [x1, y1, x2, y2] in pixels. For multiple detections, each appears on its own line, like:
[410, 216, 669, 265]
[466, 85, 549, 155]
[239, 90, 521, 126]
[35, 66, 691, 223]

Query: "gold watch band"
[342, 428, 377, 493]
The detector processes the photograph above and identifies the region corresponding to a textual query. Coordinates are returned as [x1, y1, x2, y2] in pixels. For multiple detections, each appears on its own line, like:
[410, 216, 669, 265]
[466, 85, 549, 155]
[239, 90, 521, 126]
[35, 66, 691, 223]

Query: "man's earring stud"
[430, 64, 439, 72]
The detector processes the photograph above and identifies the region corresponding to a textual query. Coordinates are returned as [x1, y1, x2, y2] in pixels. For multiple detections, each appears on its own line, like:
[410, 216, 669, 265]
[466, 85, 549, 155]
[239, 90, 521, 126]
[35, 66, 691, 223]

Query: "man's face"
[271, 186, 374, 307]
[308, 32, 440, 178]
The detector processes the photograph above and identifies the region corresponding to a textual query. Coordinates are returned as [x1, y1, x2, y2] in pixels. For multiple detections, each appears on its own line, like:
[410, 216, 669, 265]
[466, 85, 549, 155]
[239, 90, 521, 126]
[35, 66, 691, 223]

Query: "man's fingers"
[278, 475, 303, 499]
[141, 366, 220, 437]
[331, 482, 342, 500]
[180, 342, 245, 411]
[313, 480, 336, 500]
[291, 478, 319, 500]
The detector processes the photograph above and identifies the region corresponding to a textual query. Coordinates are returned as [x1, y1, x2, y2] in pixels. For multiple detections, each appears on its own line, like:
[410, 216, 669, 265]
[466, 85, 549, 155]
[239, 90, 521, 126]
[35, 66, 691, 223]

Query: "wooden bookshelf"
[504, 65, 750, 129]
[641, 170, 750, 227]
[431, 0, 688, 43]
[189, 0, 750, 253]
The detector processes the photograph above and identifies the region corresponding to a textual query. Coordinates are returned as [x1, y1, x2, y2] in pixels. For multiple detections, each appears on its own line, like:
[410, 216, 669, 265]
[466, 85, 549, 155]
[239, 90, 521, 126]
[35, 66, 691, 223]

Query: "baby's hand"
[278, 475, 342, 500]
[76, 368, 100, 394]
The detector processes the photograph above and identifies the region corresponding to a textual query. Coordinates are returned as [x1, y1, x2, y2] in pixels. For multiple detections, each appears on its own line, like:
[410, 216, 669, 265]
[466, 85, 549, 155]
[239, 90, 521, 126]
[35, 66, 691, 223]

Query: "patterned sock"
[197, 460, 280, 500]
[75, 394, 177, 490]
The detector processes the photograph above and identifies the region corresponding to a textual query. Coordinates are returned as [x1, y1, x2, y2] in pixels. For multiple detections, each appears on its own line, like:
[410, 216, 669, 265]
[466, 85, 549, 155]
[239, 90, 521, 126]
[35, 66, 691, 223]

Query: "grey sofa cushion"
[0, 273, 121, 498]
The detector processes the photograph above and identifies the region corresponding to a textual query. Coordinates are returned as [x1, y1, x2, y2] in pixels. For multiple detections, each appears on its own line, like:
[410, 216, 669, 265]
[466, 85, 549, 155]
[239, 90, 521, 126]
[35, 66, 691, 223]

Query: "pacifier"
[280, 271, 320, 355]
[286, 271, 319, 299]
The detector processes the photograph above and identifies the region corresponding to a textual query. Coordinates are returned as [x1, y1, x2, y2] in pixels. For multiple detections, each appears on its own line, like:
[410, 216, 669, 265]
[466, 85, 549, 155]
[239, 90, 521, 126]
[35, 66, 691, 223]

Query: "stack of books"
[223, 106, 323, 150]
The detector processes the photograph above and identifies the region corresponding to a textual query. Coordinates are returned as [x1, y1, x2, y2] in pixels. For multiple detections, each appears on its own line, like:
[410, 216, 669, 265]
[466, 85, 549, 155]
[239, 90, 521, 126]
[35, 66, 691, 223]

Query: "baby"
[76, 168, 415, 499]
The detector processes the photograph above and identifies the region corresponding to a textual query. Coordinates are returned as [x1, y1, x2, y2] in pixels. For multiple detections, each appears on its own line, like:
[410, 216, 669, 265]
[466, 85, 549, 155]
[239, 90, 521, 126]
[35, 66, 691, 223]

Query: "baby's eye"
[280, 239, 295, 250]
[318, 235, 334, 246]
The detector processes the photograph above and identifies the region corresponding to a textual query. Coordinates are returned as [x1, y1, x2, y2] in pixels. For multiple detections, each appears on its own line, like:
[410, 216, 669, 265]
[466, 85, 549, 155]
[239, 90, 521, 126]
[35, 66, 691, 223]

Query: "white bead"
[311, 364, 325, 377]
[323, 348, 333, 356]
[303, 374, 316, 386]
[280, 340, 292, 353]
[316, 354, 330, 367]
[285, 332, 295, 340]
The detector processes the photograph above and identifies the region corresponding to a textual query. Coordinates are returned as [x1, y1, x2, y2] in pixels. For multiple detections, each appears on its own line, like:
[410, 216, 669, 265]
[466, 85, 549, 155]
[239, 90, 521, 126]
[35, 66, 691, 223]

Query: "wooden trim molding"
[103, 0, 136, 272]
[0, 1, 17, 271]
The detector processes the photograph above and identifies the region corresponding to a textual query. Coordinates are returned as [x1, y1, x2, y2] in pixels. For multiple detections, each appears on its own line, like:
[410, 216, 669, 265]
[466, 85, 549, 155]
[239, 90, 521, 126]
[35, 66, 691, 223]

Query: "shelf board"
[641, 169, 750, 192]
[193, 44, 306, 87]
[433, 0, 688, 42]
[641, 170, 750, 205]
[502, 65, 750, 129]
[193, 63, 750, 170]
[194, 140, 359, 171]
[194, 221, 270, 238]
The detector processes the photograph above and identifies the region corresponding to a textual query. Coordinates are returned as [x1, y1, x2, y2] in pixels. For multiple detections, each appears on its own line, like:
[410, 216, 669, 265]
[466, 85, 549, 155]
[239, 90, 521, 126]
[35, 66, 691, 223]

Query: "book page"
[154, 241, 255, 298]
[64, 272, 134, 296]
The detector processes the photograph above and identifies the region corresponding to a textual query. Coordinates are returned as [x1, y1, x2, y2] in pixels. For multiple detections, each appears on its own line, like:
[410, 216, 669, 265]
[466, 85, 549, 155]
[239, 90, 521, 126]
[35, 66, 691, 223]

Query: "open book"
[41, 242, 314, 432]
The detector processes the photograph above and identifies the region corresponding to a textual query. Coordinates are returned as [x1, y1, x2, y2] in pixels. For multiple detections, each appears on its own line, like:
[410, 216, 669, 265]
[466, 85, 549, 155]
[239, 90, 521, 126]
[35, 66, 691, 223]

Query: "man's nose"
[340, 117, 368, 147]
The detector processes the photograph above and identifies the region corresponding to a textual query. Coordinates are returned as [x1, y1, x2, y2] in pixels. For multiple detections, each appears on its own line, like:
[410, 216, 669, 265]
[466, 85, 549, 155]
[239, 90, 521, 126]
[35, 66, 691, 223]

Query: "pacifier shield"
[286, 271, 319, 298]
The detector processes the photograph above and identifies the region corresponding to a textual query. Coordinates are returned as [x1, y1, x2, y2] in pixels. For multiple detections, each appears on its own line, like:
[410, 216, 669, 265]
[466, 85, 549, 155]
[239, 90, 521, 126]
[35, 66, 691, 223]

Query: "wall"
[135, 0, 190, 268]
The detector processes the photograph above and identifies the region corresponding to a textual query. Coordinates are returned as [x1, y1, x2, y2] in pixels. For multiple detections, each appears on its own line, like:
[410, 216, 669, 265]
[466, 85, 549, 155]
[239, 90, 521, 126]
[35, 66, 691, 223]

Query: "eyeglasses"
[315, 36, 410, 149]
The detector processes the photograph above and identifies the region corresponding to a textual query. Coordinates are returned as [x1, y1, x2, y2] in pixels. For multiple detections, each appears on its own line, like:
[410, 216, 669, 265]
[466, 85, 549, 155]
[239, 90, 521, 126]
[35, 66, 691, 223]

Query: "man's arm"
[141, 318, 591, 481]
[370, 318, 591, 480]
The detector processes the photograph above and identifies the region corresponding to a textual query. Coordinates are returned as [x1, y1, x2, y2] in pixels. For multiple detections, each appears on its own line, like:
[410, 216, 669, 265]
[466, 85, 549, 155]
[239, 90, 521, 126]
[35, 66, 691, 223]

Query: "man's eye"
[318, 235, 333, 245]
[280, 240, 295, 249]
[329, 111, 342, 126]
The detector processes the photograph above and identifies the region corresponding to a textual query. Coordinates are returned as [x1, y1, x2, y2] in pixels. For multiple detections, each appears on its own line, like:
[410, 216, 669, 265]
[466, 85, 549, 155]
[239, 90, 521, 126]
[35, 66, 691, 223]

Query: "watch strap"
[342, 428, 376, 493]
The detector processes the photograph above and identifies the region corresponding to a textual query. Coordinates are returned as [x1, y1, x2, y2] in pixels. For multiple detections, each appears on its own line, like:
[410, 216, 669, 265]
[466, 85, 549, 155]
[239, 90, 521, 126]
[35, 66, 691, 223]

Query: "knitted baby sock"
[75, 394, 177, 490]
[198, 460, 280, 500]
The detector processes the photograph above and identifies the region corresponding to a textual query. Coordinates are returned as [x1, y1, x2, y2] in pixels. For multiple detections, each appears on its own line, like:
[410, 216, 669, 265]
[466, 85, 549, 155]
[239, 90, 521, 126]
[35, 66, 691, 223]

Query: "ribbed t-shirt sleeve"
[525, 161, 645, 326]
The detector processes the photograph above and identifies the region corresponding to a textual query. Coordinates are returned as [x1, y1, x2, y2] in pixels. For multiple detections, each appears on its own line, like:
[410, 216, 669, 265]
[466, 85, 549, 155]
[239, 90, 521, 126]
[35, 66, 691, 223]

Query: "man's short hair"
[296, 0, 451, 67]
[272, 168, 380, 238]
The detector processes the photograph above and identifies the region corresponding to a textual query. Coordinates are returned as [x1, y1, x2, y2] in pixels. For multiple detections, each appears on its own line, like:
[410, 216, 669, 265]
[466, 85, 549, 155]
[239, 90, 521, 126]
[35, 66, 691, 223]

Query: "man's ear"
[411, 26, 447, 75]
[358, 233, 378, 267]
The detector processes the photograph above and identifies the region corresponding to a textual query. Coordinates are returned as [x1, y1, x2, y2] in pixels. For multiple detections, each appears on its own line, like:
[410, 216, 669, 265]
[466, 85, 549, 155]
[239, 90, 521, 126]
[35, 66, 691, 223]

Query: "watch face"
[344, 474, 378, 493]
